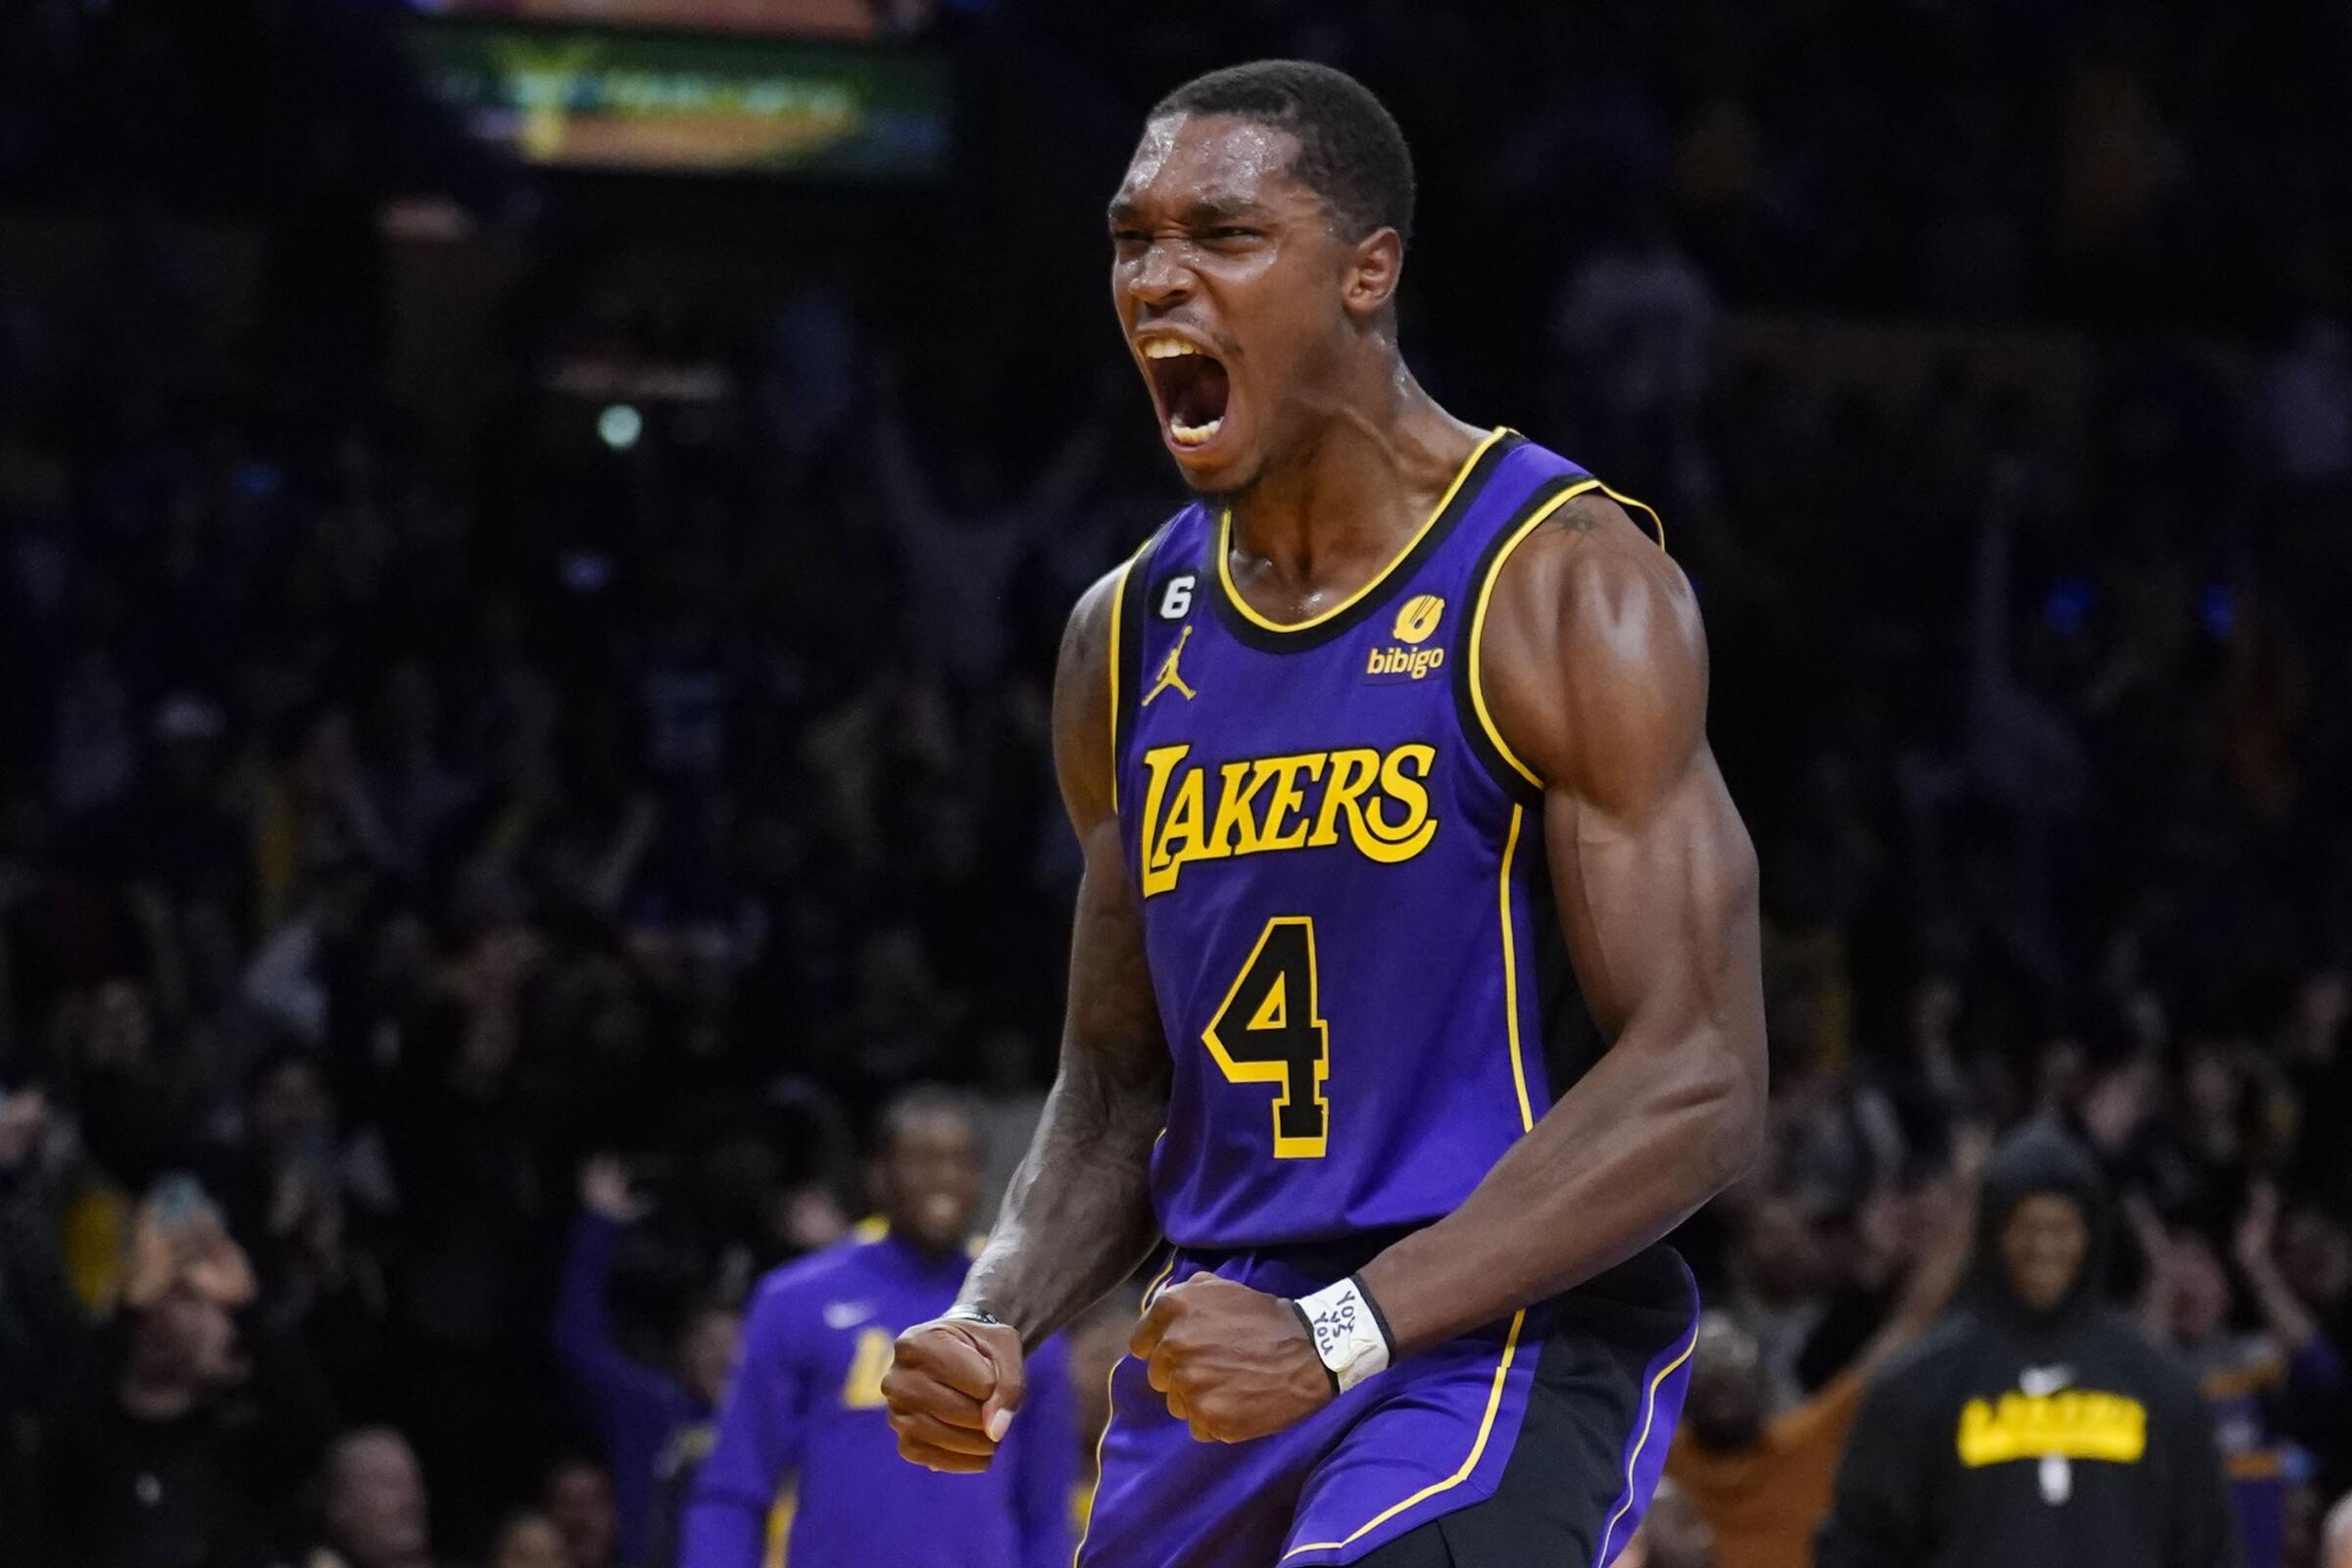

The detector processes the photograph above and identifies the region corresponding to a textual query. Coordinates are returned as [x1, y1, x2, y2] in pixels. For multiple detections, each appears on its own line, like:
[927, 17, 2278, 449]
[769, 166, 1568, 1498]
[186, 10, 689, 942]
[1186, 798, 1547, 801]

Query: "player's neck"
[1225, 370, 1485, 599]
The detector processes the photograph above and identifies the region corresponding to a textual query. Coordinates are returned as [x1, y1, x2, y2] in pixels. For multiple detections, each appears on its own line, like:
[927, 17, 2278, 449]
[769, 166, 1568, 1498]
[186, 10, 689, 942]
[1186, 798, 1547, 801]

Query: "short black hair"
[875, 1084, 980, 1156]
[1151, 60, 1416, 249]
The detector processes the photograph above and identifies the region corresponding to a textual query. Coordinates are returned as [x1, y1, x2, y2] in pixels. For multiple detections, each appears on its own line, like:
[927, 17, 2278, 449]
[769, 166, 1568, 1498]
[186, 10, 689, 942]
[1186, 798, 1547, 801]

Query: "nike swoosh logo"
[822, 1301, 874, 1330]
[2019, 1365, 2075, 1396]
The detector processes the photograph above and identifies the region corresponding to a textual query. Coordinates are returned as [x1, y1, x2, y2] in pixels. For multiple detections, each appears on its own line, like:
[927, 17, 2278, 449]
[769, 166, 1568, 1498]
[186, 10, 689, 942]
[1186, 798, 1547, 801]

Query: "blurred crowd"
[1, 1, 2351, 1567]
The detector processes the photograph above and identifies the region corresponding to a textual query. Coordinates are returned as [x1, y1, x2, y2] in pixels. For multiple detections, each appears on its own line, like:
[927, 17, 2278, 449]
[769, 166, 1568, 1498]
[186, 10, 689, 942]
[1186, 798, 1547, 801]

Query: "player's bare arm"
[882, 567, 1171, 1472]
[1354, 490, 1766, 1350]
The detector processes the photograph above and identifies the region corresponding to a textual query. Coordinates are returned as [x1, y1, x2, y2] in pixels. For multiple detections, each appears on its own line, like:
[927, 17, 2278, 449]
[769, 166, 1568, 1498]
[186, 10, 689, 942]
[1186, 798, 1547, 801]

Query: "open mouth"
[1141, 337, 1232, 450]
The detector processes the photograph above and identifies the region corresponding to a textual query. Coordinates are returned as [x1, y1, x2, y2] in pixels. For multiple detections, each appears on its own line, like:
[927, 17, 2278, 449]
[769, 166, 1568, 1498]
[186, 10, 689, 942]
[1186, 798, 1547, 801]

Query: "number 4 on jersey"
[1204, 916, 1330, 1157]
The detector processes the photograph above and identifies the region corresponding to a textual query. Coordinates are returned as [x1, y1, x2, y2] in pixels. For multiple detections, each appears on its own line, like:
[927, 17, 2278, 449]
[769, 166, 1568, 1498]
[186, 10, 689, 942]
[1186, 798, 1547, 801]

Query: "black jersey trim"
[1207, 430, 1523, 655]
[1110, 519, 1174, 813]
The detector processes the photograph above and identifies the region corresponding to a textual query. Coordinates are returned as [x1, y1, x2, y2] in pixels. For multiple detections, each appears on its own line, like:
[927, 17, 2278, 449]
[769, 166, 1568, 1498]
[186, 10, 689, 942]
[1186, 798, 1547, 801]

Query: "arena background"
[1, 2, 2349, 1565]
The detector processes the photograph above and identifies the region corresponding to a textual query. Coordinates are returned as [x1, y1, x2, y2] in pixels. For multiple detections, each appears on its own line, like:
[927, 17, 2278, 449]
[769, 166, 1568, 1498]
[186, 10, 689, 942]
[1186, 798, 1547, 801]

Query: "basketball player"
[883, 60, 1766, 1567]
[685, 1092, 1073, 1568]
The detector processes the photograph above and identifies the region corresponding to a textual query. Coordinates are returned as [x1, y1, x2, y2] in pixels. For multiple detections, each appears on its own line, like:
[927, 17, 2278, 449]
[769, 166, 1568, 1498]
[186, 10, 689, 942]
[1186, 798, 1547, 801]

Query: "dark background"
[1, 2, 2349, 1565]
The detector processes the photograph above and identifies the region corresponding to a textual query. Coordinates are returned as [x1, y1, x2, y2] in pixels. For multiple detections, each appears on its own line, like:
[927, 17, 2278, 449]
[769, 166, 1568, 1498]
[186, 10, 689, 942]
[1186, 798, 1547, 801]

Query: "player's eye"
[1205, 226, 1258, 241]
[1111, 228, 1149, 249]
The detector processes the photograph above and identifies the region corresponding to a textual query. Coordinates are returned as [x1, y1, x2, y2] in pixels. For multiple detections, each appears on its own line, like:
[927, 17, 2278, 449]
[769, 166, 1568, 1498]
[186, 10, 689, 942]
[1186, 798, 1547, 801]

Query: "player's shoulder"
[1474, 461, 1706, 792]
[1458, 438, 1691, 653]
[1061, 563, 1128, 673]
[1490, 480, 1694, 647]
[1486, 499, 1702, 707]
[1062, 511, 1188, 670]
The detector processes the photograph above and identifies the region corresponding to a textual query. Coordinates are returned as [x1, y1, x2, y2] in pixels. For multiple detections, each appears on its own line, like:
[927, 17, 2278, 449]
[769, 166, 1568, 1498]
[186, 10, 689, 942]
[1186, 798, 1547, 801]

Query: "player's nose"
[1125, 241, 1196, 314]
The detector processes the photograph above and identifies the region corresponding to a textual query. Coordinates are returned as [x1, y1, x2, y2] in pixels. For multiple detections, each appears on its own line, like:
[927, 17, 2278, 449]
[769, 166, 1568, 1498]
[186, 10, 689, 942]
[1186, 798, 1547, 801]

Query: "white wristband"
[1295, 1276, 1394, 1394]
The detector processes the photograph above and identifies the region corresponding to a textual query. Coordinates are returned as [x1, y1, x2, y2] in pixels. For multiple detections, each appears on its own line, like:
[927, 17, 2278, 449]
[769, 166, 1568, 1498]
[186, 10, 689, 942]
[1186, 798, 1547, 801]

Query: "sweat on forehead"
[1138, 59, 1417, 244]
[1117, 116, 1315, 215]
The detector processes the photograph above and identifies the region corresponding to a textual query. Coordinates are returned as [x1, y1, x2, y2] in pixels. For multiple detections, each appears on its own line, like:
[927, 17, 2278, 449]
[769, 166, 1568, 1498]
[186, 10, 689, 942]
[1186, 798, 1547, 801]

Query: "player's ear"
[1342, 226, 1404, 320]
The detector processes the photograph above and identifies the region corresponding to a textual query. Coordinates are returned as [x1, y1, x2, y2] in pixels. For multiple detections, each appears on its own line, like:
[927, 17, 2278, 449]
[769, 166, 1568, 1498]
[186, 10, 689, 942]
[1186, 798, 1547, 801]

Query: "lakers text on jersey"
[1106, 429, 1664, 1249]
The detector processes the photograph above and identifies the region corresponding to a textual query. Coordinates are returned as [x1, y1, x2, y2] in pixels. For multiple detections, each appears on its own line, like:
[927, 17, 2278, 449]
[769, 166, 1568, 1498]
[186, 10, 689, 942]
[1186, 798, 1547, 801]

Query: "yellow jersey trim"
[1271, 795, 1547, 1562]
[1278, 1310, 1529, 1559]
[2228, 1449, 2287, 1481]
[1140, 1253, 1179, 1309]
[1215, 427, 1508, 635]
[2200, 1359, 2283, 1400]
[1106, 554, 1134, 815]
[761, 1487, 795, 1568]
[1072, 1254, 1180, 1568]
[1466, 480, 1600, 789]
[1595, 1320, 1701, 1554]
[1464, 478, 1670, 792]
[1594, 483, 1666, 555]
[843, 1217, 986, 1256]
[1498, 804, 1537, 1132]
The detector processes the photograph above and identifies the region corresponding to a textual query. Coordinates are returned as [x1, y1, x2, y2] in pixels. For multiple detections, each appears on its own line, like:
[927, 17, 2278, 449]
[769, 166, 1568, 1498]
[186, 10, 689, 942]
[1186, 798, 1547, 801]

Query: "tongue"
[1174, 359, 1230, 428]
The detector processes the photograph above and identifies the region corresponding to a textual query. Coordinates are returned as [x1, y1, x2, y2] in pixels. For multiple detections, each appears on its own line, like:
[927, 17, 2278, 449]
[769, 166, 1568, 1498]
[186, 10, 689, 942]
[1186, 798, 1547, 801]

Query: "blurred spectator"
[1548, 202, 1716, 499]
[1, 1078, 78, 1563]
[866, 357, 1106, 692]
[539, 1454, 619, 1568]
[2262, 310, 2352, 492]
[311, 1427, 435, 1568]
[1622, 1479, 1719, 1568]
[1717, 1194, 1835, 1399]
[553, 1158, 741, 1567]
[1668, 1148, 1979, 1568]
[2326, 1491, 2352, 1568]
[682, 1089, 1074, 1568]
[1816, 1125, 2238, 1568]
[2132, 1185, 2346, 1568]
[487, 1511, 571, 1568]
[199, 1048, 382, 1354]
[69, 694, 244, 901]
[42, 1179, 332, 1568]
[0, 5, 2346, 1563]
[970, 1025, 1049, 1232]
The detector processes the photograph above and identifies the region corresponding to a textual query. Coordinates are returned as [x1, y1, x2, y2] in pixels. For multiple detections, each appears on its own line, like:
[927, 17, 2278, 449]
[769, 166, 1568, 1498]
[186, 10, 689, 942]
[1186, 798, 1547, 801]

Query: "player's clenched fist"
[884, 1315, 1026, 1473]
[1131, 1275, 1335, 1444]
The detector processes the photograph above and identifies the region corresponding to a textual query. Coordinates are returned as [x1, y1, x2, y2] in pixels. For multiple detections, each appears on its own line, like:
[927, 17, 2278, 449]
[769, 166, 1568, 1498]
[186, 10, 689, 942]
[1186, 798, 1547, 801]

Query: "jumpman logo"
[1145, 625, 1199, 706]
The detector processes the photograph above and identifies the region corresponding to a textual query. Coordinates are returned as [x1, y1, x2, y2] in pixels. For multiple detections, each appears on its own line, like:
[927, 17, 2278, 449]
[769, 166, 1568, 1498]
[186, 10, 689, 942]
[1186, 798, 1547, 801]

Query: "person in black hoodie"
[1815, 1121, 2241, 1568]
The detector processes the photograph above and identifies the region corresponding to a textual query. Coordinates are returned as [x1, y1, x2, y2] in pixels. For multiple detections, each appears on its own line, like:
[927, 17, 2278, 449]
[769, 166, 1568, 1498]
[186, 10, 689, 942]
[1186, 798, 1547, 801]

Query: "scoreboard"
[401, 1, 950, 177]
[409, 1, 926, 41]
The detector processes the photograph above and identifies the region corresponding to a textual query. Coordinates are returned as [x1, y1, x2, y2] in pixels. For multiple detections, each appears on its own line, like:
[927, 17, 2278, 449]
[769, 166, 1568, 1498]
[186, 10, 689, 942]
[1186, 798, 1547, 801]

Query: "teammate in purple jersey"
[883, 59, 1767, 1567]
[684, 1091, 1074, 1568]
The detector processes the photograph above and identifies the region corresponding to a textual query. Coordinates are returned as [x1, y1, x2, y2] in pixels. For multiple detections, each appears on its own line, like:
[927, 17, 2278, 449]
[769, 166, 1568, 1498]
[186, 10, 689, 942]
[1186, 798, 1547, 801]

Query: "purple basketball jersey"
[1109, 429, 1640, 1252]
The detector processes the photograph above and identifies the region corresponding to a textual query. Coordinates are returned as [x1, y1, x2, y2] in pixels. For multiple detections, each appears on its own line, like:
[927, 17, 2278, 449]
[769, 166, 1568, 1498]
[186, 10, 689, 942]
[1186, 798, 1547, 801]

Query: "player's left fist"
[884, 1315, 1025, 1474]
[1130, 1274, 1332, 1444]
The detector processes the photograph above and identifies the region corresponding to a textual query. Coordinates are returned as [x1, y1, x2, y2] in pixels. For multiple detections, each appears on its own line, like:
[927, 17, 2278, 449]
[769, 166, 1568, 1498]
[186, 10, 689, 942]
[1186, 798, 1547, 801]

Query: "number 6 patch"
[1158, 573, 1196, 620]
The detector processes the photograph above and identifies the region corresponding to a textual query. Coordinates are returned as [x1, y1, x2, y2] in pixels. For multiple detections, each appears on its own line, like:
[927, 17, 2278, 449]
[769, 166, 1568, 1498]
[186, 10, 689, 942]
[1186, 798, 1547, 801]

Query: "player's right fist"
[884, 1315, 1027, 1474]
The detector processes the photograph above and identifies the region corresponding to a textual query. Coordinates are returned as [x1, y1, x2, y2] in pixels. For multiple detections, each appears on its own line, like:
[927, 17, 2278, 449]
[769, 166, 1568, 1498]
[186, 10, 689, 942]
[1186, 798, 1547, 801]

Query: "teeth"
[1169, 416, 1222, 446]
[1142, 338, 1199, 359]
